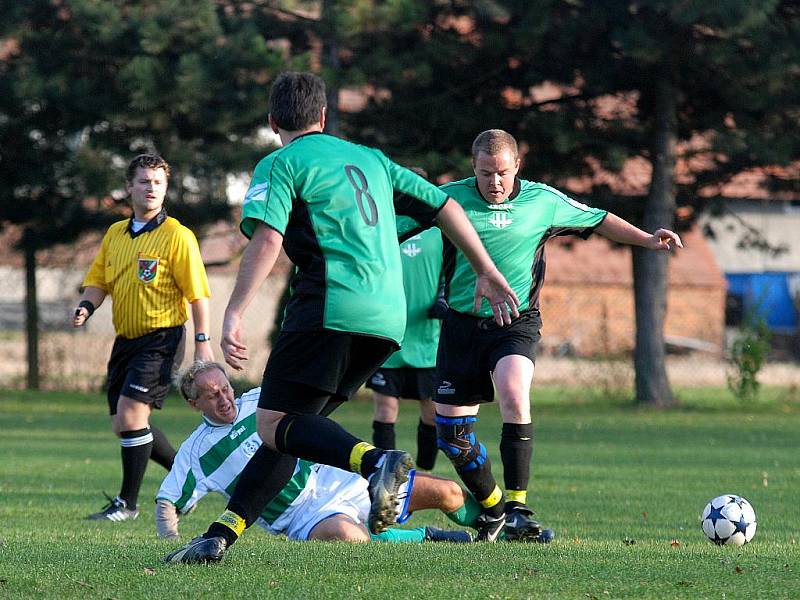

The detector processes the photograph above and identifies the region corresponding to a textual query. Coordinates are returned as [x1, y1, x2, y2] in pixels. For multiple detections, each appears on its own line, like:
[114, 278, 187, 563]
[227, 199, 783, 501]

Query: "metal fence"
[2, 270, 797, 392]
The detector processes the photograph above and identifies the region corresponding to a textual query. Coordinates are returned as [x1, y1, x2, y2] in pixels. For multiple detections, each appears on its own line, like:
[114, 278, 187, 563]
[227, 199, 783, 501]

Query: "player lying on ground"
[159, 362, 488, 559]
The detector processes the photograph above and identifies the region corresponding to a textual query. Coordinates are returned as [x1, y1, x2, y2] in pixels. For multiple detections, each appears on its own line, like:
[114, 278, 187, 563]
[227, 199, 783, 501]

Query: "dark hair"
[471, 129, 519, 161]
[126, 154, 170, 183]
[269, 72, 327, 131]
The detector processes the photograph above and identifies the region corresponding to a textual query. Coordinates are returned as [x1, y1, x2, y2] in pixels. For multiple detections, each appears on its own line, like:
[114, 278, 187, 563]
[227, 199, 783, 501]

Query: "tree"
[335, 0, 800, 406]
[533, 0, 800, 405]
[0, 0, 282, 388]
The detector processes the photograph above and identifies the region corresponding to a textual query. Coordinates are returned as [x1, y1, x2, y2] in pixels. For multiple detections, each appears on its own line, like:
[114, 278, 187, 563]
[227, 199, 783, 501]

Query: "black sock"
[119, 428, 153, 509]
[500, 422, 533, 505]
[372, 420, 396, 450]
[206, 521, 239, 547]
[229, 446, 298, 527]
[416, 420, 438, 470]
[274, 414, 362, 472]
[457, 457, 504, 519]
[204, 447, 298, 547]
[149, 425, 176, 470]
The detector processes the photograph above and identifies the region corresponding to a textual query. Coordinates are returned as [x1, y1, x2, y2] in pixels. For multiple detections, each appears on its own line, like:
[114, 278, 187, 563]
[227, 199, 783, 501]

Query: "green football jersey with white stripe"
[440, 177, 607, 317]
[240, 133, 448, 344]
[383, 227, 443, 369]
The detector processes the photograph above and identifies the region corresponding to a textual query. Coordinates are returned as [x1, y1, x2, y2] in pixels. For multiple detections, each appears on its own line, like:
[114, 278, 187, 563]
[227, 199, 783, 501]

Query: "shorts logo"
[402, 243, 422, 258]
[488, 213, 513, 229]
[137, 257, 159, 283]
[437, 380, 456, 395]
[129, 383, 149, 393]
[371, 373, 386, 387]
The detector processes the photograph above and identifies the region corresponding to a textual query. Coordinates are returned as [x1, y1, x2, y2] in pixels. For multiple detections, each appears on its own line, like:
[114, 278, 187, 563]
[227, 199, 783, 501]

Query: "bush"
[727, 313, 771, 402]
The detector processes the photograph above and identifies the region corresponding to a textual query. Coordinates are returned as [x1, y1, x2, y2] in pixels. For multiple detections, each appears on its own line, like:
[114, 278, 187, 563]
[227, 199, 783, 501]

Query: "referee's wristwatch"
[195, 333, 211, 342]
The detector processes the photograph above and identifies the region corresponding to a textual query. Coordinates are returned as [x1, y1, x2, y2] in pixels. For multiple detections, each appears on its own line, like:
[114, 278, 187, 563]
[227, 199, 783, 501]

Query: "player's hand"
[194, 342, 214, 363]
[221, 312, 247, 370]
[72, 307, 89, 327]
[474, 268, 519, 326]
[649, 228, 683, 251]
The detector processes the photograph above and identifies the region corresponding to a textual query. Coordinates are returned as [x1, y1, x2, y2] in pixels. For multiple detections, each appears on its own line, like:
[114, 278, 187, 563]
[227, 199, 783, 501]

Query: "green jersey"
[383, 227, 443, 369]
[441, 177, 607, 317]
[241, 133, 447, 344]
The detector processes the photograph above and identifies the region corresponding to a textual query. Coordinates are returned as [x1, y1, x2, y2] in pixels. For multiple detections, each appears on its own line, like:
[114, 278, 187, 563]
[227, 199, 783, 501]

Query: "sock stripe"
[216, 510, 246, 536]
[120, 433, 154, 447]
[349, 441, 375, 474]
[479, 485, 503, 509]
[506, 489, 527, 504]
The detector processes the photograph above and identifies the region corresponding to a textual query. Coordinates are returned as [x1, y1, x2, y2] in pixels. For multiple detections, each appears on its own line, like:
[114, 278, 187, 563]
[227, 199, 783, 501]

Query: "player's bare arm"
[190, 297, 214, 362]
[222, 223, 284, 370]
[435, 199, 519, 325]
[72, 286, 107, 327]
[595, 213, 683, 251]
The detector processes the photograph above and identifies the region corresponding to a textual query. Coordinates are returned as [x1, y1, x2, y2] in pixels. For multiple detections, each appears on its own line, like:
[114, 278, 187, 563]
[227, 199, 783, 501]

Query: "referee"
[73, 154, 213, 522]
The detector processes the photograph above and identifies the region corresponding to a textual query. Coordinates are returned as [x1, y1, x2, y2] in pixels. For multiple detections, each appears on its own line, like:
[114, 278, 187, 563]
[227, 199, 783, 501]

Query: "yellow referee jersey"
[82, 211, 211, 339]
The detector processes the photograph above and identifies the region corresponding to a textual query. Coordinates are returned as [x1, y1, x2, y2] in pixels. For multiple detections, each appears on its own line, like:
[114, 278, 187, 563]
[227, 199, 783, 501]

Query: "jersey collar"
[127, 207, 167, 239]
[289, 130, 325, 144]
[473, 176, 522, 205]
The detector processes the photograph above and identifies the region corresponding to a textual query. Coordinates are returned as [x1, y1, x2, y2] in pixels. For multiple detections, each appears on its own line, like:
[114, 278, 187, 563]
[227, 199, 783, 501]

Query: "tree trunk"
[23, 235, 40, 390]
[321, 0, 341, 137]
[633, 76, 677, 407]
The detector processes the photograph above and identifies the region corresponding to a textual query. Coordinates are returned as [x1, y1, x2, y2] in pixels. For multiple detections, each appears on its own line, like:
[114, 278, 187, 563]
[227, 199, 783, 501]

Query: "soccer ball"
[701, 494, 757, 546]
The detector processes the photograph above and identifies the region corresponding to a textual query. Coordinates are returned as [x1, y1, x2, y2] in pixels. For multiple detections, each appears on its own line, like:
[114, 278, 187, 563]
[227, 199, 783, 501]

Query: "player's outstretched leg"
[366, 448, 416, 534]
[163, 535, 227, 565]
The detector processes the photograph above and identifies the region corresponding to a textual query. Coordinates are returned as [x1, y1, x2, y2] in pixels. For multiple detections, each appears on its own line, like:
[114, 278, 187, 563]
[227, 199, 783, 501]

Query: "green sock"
[370, 527, 426, 543]
[445, 492, 482, 528]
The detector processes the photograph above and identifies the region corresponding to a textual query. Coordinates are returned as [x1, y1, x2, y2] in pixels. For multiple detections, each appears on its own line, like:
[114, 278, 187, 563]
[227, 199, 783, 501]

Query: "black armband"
[77, 300, 96, 317]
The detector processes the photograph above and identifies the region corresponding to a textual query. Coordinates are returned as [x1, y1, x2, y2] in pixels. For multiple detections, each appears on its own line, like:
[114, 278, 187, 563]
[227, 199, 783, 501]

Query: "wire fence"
[2, 266, 798, 392]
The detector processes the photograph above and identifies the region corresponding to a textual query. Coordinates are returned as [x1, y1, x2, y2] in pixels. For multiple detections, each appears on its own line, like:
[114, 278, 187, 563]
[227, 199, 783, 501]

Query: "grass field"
[1, 386, 798, 599]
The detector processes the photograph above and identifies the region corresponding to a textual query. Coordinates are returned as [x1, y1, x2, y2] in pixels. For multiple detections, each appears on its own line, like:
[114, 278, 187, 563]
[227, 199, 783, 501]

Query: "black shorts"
[434, 309, 541, 406]
[365, 367, 436, 400]
[106, 326, 185, 415]
[259, 330, 398, 414]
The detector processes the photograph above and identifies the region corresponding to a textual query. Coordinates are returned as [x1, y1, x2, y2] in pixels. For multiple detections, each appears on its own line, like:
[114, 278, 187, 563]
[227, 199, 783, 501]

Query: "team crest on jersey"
[488, 212, 513, 229]
[137, 257, 159, 283]
[402, 242, 422, 258]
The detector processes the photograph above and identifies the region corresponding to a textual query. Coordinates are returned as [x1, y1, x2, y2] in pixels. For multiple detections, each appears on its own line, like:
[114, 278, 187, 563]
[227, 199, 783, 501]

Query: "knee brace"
[435, 415, 487, 473]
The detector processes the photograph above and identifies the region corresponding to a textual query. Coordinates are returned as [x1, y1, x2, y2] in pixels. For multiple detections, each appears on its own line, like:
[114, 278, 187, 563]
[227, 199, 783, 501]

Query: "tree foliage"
[0, 0, 284, 243]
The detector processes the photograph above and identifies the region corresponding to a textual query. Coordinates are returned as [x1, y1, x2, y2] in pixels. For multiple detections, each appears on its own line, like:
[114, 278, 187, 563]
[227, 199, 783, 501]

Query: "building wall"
[540, 283, 726, 357]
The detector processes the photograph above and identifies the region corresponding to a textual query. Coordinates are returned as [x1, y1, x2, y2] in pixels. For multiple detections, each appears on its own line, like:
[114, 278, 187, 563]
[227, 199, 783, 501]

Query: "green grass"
[1, 387, 798, 599]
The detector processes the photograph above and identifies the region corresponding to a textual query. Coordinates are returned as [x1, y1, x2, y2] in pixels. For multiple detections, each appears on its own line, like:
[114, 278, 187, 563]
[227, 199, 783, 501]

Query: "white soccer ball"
[701, 494, 757, 546]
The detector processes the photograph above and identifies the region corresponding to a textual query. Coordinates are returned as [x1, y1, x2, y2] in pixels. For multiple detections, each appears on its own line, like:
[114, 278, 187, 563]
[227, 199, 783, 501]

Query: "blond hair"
[175, 361, 228, 401]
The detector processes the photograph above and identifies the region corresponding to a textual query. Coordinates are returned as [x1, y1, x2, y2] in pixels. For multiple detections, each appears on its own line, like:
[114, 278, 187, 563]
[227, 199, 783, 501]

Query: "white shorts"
[266, 464, 369, 541]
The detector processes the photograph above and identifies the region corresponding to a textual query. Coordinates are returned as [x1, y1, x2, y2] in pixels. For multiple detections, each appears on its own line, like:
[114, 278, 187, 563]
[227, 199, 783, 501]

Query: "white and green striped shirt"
[156, 388, 314, 532]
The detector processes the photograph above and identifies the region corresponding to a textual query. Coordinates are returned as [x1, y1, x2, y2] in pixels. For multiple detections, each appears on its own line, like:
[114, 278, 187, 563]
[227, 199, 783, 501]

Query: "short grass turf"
[0, 386, 798, 599]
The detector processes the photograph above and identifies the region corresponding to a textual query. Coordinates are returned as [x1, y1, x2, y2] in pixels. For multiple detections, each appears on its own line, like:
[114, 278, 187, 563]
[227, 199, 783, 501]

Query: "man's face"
[473, 149, 520, 204]
[127, 167, 168, 219]
[189, 369, 237, 424]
